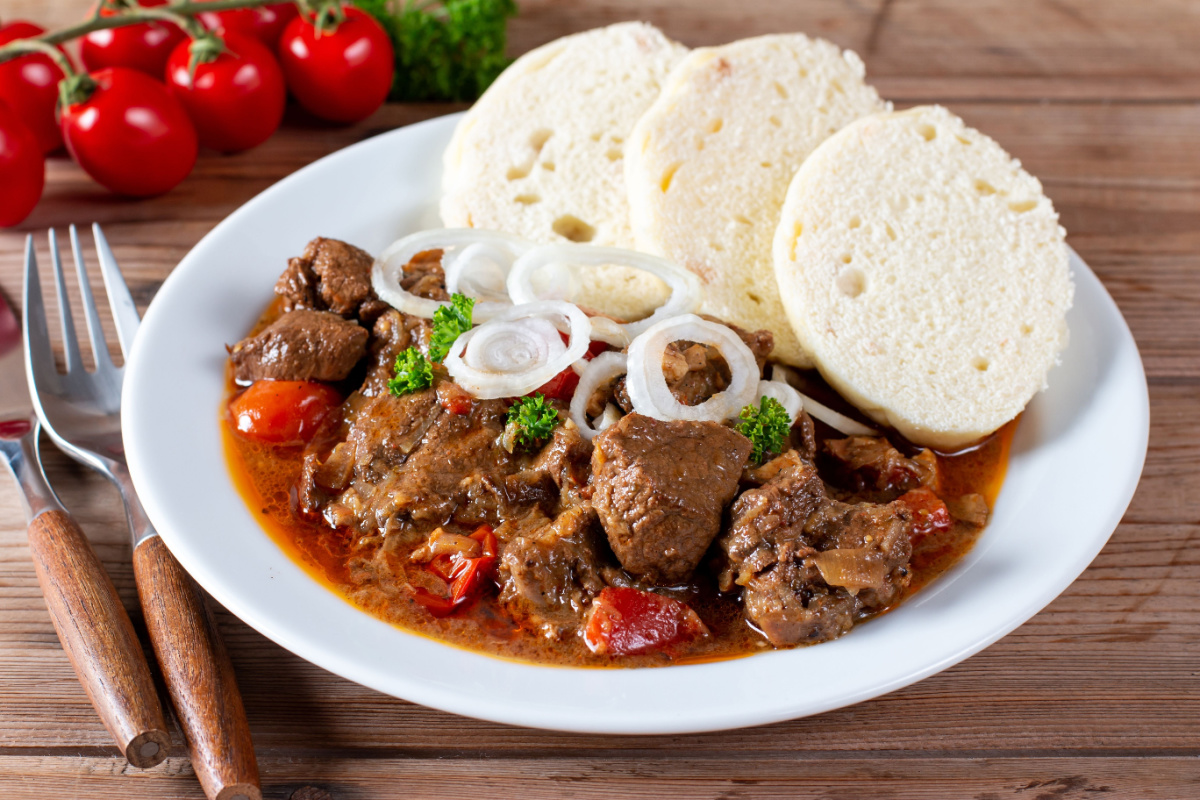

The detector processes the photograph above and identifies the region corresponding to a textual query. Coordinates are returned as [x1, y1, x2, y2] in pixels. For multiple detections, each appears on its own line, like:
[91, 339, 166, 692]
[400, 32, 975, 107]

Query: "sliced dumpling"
[773, 105, 1074, 449]
[625, 34, 887, 366]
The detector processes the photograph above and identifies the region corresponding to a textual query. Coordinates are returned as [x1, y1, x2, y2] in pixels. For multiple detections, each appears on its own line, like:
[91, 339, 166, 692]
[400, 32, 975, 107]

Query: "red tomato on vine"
[278, 6, 394, 124]
[60, 67, 197, 197]
[0, 100, 45, 227]
[165, 30, 286, 153]
[196, 1, 298, 48]
[0, 21, 69, 154]
[80, 0, 186, 78]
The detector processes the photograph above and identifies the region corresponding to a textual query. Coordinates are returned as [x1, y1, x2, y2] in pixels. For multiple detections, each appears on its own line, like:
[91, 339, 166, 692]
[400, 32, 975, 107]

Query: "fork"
[26, 225, 261, 800]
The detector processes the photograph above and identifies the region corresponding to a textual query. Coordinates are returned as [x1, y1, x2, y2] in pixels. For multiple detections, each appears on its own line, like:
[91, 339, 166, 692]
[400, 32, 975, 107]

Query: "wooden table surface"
[1, 1, 1198, 797]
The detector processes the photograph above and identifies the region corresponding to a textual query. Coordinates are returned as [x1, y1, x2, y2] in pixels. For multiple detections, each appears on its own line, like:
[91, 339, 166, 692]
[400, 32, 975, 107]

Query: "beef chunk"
[591, 413, 751, 585]
[821, 436, 938, 502]
[229, 309, 367, 382]
[361, 309, 431, 396]
[529, 423, 593, 506]
[497, 506, 606, 638]
[400, 249, 450, 301]
[719, 456, 913, 646]
[276, 237, 377, 319]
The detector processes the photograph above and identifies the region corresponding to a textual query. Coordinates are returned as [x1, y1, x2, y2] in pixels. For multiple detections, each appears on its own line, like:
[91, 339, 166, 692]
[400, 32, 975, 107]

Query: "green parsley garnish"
[429, 293, 475, 363]
[737, 396, 791, 465]
[504, 394, 559, 449]
[388, 347, 433, 396]
[353, 0, 518, 102]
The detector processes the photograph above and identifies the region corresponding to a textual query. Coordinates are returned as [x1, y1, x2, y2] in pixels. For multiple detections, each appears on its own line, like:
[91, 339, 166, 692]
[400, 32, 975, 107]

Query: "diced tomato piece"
[584, 587, 709, 656]
[449, 554, 497, 605]
[426, 554, 457, 583]
[436, 381, 474, 415]
[897, 487, 953, 541]
[532, 368, 580, 401]
[229, 380, 341, 445]
[469, 524, 498, 557]
[412, 587, 457, 617]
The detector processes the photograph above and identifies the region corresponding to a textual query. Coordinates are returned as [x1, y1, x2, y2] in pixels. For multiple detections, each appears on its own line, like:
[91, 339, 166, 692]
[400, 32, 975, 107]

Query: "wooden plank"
[0, 754, 1197, 800]
[12, 0, 1200, 101]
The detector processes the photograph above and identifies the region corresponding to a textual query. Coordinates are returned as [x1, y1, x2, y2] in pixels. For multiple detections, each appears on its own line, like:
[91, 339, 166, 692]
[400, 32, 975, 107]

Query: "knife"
[0, 288, 171, 767]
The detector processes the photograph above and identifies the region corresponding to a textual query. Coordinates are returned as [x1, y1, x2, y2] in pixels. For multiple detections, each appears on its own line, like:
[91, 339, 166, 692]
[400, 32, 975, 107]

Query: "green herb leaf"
[353, 0, 518, 102]
[505, 394, 559, 448]
[388, 346, 434, 395]
[737, 396, 792, 465]
[429, 293, 475, 363]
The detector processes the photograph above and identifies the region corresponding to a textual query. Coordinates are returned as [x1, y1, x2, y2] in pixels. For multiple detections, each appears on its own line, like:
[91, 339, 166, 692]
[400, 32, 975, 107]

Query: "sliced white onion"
[445, 301, 591, 399]
[507, 243, 703, 338]
[371, 228, 531, 320]
[625, 315, 758, 423]
[596, 403, 622, 432]
[588, 316, 632, 348]
[569, 351, 628, 440]
[768, 363, 879, 436]
[755, 380, 804, 424]
[796, 392, 879, 437]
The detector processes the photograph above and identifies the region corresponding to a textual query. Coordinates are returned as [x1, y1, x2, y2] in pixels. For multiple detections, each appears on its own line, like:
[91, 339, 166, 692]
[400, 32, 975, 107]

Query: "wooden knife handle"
[26, 508, 171, 768]
[133, 535, 261, 800]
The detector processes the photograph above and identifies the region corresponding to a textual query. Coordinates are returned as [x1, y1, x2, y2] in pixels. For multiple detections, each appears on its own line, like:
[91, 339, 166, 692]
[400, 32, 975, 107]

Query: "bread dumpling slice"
[440, 23, 687, 320]
[625, 34, 887, 367]
[773, 105, 1074, 449]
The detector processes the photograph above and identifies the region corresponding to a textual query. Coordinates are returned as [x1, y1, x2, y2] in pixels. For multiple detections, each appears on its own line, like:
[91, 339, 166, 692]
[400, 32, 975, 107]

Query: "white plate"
[123, 113, 1149, 734]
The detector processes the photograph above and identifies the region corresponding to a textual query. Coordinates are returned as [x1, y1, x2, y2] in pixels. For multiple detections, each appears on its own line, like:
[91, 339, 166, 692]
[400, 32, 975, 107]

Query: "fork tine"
[92, 223, 140, 360]
[68, 225, 113, 370]
[23, 236, 59, 391]
[47, 229, 83, 373]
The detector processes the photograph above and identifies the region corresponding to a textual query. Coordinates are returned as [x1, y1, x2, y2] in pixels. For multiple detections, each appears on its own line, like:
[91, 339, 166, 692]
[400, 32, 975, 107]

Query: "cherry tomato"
[80, 0, 186, 78]
[165, 31, 285, 153]
[60, 67, 197, 197]
[0, 100, 45, 227]
[896, 487, 954, 542]
[196, 1, 297, 48]
[584, 587, 709, 656]
[278, 6, 394, 124]
[0, 21, 69, 154]
[229, 380, 342, 445]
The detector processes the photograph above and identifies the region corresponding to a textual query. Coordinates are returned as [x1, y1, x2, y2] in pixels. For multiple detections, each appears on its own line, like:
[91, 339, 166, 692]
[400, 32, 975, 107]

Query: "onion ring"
[569, 351, 628, 440]
[372, 228, 531, 320]
[769, 364, 878, 436]
[755, 380, 804, 424]
[625, 315, 758, 423]
[507, 243, 702, 338]
[445, 301, 592, 399]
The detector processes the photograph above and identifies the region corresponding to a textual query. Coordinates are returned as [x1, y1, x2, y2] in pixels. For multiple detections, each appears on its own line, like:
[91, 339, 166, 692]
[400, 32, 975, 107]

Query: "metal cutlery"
[25, 226, 261, 800]
[0, 274, 170, 769]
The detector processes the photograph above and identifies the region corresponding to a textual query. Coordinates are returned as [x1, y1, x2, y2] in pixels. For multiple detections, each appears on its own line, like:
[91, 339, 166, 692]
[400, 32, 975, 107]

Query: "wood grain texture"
[0, 1, 1198, 797]
[24, 509, 170, 768]
[133, 536, 260, 800]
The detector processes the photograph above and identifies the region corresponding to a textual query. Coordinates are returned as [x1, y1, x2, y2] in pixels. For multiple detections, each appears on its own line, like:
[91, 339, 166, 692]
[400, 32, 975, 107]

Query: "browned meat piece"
[362, 309, 431, 396]
[722, 453, 825, 589]
[529, 423, 593, 505]
[400, 249, 450, 301]
[821, 436, 938, 502]
[228, 309, 367, 382]
[945, 493, 989, 527]
[718, 455, 913, 646]
[590, 413, 751, 585]
[275, 237, 377, 319]
[699, 314, 774, 371]
[791, 410, 816, 463]
[497, 506, 607, 638]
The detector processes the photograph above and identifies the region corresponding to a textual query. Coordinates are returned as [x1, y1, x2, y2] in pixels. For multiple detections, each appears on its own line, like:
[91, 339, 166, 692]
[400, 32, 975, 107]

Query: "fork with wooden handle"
[25, 226, 261, 800]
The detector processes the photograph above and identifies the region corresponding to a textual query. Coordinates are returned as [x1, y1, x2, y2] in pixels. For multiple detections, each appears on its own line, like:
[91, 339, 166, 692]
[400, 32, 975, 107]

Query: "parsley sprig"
[429, 293, 475, 363]
[737, 396, 791, 465]
[353, 0, 518, 102]
[504, 394, 559, 449]
[388, 346, 434, 396]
